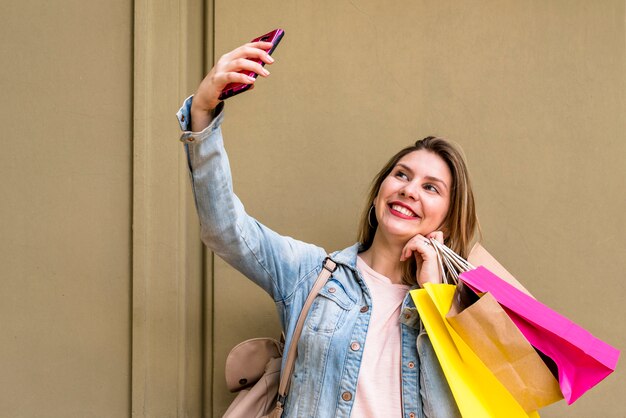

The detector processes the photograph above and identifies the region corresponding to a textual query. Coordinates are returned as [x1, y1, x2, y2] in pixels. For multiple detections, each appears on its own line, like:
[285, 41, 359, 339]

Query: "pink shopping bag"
[460, 267, 620, 404]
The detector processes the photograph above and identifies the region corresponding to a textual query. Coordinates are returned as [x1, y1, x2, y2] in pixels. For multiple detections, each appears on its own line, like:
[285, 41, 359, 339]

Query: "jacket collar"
[328, 242, 363, 270]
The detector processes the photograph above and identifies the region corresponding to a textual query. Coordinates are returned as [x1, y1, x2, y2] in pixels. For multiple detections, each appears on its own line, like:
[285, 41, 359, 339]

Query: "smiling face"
[372, 150, 452, 245]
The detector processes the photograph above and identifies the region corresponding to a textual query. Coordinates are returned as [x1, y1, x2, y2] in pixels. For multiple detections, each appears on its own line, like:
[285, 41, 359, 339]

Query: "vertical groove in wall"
[129, 1, 135, 415]
[210, 1, 216, 415]
[207, 2, 216, 416]
[199, 1, 209, 416]
[210, 3, 216, 414]
[209, 253, 215, 417]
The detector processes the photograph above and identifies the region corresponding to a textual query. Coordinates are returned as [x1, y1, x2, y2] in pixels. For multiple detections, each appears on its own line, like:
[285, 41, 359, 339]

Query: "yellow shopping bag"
[411, 284, 540, 418]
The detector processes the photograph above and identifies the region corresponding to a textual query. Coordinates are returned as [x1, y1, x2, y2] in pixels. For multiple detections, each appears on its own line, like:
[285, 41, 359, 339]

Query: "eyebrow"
[395, 163, 449, 191]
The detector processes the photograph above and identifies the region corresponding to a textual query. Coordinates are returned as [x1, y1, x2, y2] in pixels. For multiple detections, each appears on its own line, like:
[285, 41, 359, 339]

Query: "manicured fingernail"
[267, 55, 275, 63]
[247, 75, 256, 82]
[262, 69, 270, 76]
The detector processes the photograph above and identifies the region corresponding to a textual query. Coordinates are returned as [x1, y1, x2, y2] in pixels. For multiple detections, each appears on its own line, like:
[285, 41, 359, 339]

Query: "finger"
[400, 235, 430, 261]
[417, 238, 435, 258]
[228, 44, 275, 63]
[400, 241, 414, 261]
[245, 43, 276, 64]
[400, 243, 409, 261]
[224, 58, 270, 77]
[426, 231, 444, 244]
[220, 72, 256, 86]
[245, 41, 275, 50]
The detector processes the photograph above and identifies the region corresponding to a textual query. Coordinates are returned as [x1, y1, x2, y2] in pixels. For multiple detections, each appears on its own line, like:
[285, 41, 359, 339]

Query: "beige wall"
[0, 1, 623, 417]
[0, 0, 133, 416]
[0, 0, 206, 417]
[212, 1, 625, 417]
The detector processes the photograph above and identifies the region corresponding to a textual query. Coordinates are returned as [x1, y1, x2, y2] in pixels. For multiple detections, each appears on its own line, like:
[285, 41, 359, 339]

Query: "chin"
[387, 219, 418, 233]
[379, 227, 415, 244]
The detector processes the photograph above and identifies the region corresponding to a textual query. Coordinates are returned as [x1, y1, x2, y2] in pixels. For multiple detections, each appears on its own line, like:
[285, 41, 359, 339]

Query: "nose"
[399, 182, 419, 201]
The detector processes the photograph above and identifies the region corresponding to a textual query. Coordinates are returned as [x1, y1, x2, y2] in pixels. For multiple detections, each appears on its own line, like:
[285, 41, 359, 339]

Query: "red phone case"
[218, 29, 284, 101]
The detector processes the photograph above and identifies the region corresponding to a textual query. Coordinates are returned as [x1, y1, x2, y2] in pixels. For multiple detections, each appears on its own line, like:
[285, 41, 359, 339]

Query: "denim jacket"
[177, 97, 459, 418]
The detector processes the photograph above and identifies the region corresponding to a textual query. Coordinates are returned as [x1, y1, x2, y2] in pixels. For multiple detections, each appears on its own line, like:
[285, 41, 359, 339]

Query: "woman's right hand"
[400, 231, 445, 287]
[190, 41, 275, 131]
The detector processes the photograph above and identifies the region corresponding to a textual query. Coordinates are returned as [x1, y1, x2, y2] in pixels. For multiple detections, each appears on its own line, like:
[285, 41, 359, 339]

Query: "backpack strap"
[276, 257, 337, 409]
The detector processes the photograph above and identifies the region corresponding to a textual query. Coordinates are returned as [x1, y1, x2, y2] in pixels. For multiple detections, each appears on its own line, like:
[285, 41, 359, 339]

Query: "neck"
[359, 233, 406, 284]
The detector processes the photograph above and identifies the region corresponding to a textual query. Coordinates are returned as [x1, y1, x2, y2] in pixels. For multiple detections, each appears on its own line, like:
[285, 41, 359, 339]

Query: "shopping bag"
[411, 284, 541, 418]
[431, 240, 561, 411]
[447, 286, 563, 412]
[460, 266, 620, 404]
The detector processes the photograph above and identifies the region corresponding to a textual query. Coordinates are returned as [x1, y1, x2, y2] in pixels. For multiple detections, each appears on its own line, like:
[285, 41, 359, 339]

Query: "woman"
[178, 41, 527, 418]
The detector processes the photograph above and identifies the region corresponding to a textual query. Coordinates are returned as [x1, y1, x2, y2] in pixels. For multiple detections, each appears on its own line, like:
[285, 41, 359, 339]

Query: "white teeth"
[391, 204, 417, 217]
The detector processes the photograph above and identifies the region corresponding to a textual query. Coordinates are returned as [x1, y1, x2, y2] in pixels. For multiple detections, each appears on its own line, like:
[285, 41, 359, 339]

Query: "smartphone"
[218, 29, 285, 101]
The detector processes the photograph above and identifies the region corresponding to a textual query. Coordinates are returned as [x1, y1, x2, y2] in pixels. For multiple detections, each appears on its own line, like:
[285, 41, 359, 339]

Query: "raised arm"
[179, 42, 326, 301]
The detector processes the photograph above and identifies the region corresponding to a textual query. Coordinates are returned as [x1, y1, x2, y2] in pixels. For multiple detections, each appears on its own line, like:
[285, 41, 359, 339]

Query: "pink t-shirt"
[351, 256, 410, 418]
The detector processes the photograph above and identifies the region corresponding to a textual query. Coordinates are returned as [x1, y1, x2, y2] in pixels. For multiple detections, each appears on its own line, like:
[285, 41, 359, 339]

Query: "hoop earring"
[367, 205, 376, 228]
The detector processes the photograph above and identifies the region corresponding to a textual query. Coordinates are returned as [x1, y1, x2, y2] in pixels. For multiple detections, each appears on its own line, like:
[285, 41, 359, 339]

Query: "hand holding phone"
[218, 29, 284, 101]
[190, 29, 283, 131]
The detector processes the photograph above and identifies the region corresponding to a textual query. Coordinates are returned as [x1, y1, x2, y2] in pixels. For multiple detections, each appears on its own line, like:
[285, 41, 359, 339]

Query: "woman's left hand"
[400, 231, 444, 286]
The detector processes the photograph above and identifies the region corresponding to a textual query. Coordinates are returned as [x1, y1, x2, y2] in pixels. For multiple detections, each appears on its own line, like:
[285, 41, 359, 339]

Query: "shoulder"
[328, 242, 362, 270]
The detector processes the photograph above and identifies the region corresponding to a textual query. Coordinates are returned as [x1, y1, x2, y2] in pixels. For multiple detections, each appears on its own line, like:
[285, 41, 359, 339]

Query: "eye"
[394, 170, 409, 180]
[424, 184, 440, 194]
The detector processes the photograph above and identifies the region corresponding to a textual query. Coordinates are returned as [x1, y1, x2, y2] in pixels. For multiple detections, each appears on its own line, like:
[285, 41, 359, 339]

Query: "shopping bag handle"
[428, 239, 476, 284]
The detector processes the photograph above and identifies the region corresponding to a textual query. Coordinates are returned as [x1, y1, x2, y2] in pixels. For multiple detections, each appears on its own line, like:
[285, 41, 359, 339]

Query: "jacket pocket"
[306, 279, 355, 333]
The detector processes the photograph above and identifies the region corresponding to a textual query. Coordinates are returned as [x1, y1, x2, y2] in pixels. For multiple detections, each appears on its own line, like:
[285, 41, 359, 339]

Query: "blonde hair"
[357, 136, 481, 285]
